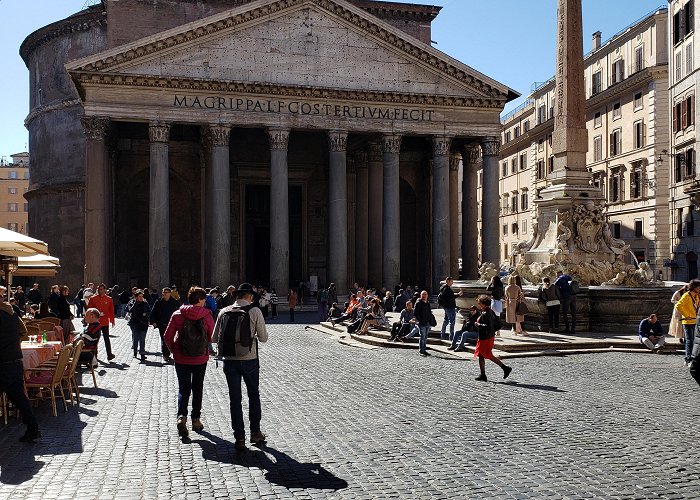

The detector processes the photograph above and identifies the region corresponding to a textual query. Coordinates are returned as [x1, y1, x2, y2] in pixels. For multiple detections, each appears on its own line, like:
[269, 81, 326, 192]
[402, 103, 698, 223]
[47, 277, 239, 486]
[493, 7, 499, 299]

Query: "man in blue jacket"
[554, 271, 577, 334]
[638, 314, 664, 351]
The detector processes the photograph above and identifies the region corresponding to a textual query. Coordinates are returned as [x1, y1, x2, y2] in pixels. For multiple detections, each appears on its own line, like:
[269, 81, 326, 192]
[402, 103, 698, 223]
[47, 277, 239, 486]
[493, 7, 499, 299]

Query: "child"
[473, 295, 512, 382]
[78, 308, 102, 367]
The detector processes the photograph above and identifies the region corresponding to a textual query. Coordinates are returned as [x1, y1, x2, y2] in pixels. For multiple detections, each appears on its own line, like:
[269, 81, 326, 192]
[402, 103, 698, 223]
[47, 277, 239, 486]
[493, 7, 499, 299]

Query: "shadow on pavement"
[194, 430, 348, 491]
[0, 447, 44, 485]
[495, 381, 567, 392]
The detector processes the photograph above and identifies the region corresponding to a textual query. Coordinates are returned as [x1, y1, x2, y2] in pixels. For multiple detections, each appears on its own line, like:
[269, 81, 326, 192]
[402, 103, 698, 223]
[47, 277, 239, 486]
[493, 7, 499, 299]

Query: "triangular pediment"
[67, 0, 517, 104]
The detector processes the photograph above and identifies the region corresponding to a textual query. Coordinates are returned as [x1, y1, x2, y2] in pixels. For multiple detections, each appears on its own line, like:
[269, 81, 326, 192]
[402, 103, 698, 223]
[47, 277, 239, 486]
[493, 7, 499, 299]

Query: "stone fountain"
[455, 0, 677, 333]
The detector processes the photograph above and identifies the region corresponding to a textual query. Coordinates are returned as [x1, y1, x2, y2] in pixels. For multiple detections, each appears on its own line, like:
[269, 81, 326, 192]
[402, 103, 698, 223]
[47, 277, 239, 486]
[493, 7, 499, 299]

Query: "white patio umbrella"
[13, 254, 61, 277]
[0, 227, 49, 257]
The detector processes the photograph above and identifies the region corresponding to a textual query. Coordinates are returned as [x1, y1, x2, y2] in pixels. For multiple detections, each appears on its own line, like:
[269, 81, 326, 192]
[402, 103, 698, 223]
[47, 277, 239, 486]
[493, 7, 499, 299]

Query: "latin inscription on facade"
[173, 95, 434, 121]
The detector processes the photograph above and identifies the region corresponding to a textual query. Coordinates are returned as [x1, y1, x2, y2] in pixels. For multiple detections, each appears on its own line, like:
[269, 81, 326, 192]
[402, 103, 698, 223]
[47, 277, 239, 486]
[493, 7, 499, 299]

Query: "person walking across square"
[88, 283, 116, 361]
[213, 283, 268, 451]
[473, 295, 512, 382]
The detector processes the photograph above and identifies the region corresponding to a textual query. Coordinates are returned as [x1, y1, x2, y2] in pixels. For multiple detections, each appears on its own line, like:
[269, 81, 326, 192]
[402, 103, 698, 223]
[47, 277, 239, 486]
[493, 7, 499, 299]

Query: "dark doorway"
[400, 178, 418, 285]
[245, 184, 303, 288]
[687, 251, 698, 280]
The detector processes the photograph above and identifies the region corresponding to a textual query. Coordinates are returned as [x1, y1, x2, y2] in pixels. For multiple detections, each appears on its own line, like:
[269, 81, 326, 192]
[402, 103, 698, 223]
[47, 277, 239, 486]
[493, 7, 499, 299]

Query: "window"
[8, 171, 17, 179]
[8, 203, 18, 212]
[524, 120, 530, 132]
[687, 206, 696, 236]
[611, 59, 625, 84]
[538, 139, 544, 151]
[502, 195, 509, 213]
[676, 52, 683, 82]
[514, 125, 521, 138]
[687, 95, 695, 127]
[502, 162, 507, 177]
[613, 221, 622, 239]
[538, 104, 546, 124]
[635, 219, 643, 238]
[674, 101, 682, 132]
[505, 131, 511, 143]
[511, 158, 517, 174]
[686, 2, 695, 36]
[519, 152, 527, 170]
[592, 71, 602, 95]
[23, 203, 28, 212]
[7, 223, 18, 232]
[511, 193, 519, 213]
[548, 156, 554, 173]
[549, 99, 555, 120]
[634, 121, 645, 149]
[23, 171, 29, 180]
[687, 43, 694, 75]
[612, 102, 621, 119]
[635, 46, 644, 73]
[593, 135, 603, 162]
[686, 148, 696, 178]
[521, 191, 529, 211]
[634, 92, 643, 110]
[522, 219, 528, 235]
[511, 223, 519, 235]
[630, 167, 642, 199]
[610, 170, 624, 202]
[537, 160, 544, 180]
[7, 187, 17, 195]
[675, 152, 684, 182]
[594, 111, 602, 128]
[502, 224, 508, 236]
[610, 129, 622, 156]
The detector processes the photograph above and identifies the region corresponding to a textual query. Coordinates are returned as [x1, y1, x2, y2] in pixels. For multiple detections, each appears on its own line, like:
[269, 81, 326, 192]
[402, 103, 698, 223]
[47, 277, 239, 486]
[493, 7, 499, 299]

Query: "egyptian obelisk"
[519, 0, 618, 270]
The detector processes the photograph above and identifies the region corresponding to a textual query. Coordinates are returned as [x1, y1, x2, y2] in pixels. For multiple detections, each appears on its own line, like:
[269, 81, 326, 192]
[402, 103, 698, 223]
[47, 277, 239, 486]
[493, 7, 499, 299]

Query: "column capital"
[432, 136, 453, 157]
[382, 134, 402, 154]
[149, 121, 171, 143]
[354, 151, 368, 169]
[268, 127, 290, 151]
[481, 137, 500, 157]
[449, 153, 461, 171]
[81, 116, 110, 141]
[368, 142, 383, 162]
[464, 144, 482, 165]
[328, 130, 348, 152]
[208, 124, 231, 147]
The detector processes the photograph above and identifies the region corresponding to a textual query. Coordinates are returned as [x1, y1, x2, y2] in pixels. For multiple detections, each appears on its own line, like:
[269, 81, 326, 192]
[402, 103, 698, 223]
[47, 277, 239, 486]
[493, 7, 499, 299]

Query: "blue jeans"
[175, 363, 207, 419]
[418, 325, 429, 353]
[130, 325, 147, 356]
[450, 329, 479, 350]
[685, 324, 696, 362]
[223, 359, 262, 440]
[0, 360, 38, 432]
[441, 308, 456, 340]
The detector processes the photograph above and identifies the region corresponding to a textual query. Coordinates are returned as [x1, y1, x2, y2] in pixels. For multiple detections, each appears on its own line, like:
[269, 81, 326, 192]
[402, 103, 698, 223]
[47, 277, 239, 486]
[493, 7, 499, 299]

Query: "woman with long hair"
[57, 285, 76, 342]
[505, 275, 526, 336]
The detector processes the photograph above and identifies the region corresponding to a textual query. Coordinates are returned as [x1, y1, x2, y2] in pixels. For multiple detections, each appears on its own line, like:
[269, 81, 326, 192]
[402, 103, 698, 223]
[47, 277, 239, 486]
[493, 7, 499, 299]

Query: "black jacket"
[439, 285, 457, 309]
[413, 300, 431, 327]
[0, 306, 23, 363]
[475, 309, 498, 340]
[151, 297, 180, 329]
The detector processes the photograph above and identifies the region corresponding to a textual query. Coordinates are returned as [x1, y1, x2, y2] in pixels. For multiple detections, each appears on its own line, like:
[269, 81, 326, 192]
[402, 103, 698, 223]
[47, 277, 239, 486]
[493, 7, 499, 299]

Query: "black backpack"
[178, 318, 208, 357]
[218, 305, 255, 357]
[437, 287, 447, 307]
[491, 309, 503, 332]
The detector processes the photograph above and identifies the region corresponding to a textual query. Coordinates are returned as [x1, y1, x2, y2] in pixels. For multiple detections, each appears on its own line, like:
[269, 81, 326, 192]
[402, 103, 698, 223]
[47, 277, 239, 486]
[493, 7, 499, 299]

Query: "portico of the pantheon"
[21, 0, 518, 294]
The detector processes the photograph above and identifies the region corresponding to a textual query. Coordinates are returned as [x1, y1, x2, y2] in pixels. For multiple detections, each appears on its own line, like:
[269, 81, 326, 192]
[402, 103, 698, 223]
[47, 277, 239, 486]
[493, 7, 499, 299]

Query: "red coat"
[164, 305, 214, 365]
[88, 294, 115, 327]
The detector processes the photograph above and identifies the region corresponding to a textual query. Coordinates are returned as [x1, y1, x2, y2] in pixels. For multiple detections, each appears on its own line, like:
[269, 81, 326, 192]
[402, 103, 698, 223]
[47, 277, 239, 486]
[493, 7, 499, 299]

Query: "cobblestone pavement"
[1, 313, 699, 499]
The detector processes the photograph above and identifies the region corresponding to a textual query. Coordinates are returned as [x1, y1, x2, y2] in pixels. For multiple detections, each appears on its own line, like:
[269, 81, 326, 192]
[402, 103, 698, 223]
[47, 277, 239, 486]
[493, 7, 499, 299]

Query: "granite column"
[208, 125, 232, 288]
[449, 153, 460, 278]
[82, 116, 110, 285]
[431, 136, 452, 294]
[367, 142, 383, 288]
[268, 128, 290, 295]
[148, 121, 171, 288]
[328, 131, 349, 294]
[382, 134, 402, 290]
[461, 145, 481, 279]
[354, 151, 369, 286]
[481, 137, 501, 266]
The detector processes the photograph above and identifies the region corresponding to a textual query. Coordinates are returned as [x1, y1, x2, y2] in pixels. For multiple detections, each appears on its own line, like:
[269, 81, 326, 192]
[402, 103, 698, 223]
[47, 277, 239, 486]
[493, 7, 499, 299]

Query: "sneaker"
[234, 439, 247, 451]
[140, 355, 146, 363]
[19, 428, 41, 443]
[164, 356, 174, 364]
[191, 418, 204, 432]
[454, 347, 466, 352]
[107, 354, 116, 361]
[447, 346, 456, 351]
[250, 431, 267, 445]
[177, 416, 189, 437]
[503, 366, 513, 379]
[475, 374, 488, 382]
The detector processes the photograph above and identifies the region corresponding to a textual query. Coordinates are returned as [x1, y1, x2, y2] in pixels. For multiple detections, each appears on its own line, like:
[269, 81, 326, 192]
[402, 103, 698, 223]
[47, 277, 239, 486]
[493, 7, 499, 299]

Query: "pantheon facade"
[21, 0, 517, 294]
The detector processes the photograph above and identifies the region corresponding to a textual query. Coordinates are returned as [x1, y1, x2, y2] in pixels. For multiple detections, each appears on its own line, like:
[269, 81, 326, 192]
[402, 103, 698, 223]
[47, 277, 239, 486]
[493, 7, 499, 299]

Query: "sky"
[0, 0, 667, 158]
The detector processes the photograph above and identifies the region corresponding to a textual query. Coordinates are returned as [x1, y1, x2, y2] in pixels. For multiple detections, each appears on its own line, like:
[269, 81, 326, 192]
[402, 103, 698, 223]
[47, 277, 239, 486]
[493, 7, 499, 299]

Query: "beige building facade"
[669, 0, 700, 281]
[498, 8, 671, 276]
[0, 153, 30, 234]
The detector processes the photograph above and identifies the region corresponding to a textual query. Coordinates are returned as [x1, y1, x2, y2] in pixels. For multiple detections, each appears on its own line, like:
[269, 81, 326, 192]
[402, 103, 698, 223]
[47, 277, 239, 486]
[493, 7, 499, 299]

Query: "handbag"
[545, 299, 561, 307]
[516, 301, 528, 315]
[429, 312, 437, 327]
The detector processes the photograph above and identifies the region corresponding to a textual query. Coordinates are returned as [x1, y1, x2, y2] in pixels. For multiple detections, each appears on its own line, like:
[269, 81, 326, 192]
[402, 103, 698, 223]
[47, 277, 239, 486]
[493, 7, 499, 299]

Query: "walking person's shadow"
[194, 430, 348, 491]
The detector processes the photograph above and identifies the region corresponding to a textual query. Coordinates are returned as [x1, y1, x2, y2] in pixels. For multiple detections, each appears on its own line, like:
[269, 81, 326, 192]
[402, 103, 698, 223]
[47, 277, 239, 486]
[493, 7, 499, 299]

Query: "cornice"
[66, 0, 513, 101]
[587, 66, 664, 108]
[24, 99, 82, 127]
[20, 6, 106, 64]
[72, 72, 505, 109]
[25, 183, 85, 200]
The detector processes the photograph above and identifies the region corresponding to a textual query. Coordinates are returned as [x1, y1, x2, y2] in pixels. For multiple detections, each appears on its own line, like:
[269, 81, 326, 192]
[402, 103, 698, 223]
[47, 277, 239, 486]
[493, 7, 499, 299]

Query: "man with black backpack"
[212, 283, 268, 451]
[438, 276, 462, 341]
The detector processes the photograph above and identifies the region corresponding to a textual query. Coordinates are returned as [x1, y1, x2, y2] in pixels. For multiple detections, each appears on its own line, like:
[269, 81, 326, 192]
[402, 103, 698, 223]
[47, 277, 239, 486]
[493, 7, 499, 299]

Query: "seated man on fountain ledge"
[638, 314, 665, 352]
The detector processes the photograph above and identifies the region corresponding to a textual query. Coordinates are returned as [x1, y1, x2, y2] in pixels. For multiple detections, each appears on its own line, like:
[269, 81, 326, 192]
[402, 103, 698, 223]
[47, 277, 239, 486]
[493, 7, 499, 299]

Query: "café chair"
[25, 346, 71, 416]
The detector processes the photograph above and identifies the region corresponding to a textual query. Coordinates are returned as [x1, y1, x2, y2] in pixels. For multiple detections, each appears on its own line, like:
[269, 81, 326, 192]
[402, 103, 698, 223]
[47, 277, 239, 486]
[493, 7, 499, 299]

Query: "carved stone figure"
[602, 222, 630, 255]
[478, 262, 499, 283]
[572, 201, 604, 254]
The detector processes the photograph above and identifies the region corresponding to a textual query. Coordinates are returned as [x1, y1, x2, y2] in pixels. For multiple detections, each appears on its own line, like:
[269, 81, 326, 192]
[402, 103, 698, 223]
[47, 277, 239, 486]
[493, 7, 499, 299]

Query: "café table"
[21, 340, 63, 371]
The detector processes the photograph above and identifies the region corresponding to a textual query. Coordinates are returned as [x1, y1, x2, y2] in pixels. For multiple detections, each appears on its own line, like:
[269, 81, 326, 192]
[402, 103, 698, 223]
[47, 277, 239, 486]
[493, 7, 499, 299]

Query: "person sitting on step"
[638, 314, 665, 352]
